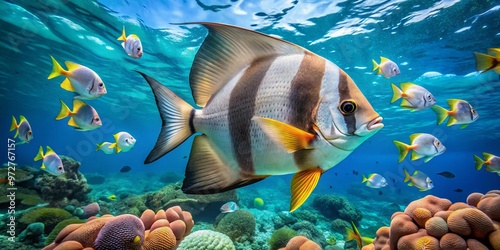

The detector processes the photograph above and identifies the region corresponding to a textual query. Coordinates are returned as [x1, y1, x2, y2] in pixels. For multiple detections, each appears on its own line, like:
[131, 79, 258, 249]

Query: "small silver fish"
[362, 173, 387, 188]
[431, 99, 479, 129]
[55, 99, 102, 131]
[391, 82, 436, 111]
[474, 152, 500, 173]
[220, 201, 239, 213]
[109, 132, 136, 153]
[10, 115, 33, 144]
[139, 22, 384, 212]
[117, 26, 143, 59]
[48, 56, 107, 100]
[34, 146, 65, 176]
[403, 169, 433, 191]
[372, 56, 400, 78]
[393, 133, 446, 163]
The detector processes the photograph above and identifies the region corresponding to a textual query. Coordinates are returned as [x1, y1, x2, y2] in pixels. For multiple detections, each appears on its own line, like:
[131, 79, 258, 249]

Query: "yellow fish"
[431, 99, 479, 129]
[108, 195, 116, 200]
[474, 48, 500, 74]
[48, 56, 107, 100]
[139, 22, 383, 212]
[372, 56, 400, 78]
[55, 99, 102, 131]
[345, 221, 373, 249]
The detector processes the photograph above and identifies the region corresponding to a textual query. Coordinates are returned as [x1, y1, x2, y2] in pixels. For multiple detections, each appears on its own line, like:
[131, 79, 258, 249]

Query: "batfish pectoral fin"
[182, 135, 269, 194]
[252, 116, 315, 153]
[289, 168, 322, 212]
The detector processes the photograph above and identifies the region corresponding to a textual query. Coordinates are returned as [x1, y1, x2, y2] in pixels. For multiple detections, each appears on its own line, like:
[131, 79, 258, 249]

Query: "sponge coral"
[278, 236, 322, 250]
[177, 230, 235, 250]
[362, 190, 500, 250]
[43, 206, 193, 250]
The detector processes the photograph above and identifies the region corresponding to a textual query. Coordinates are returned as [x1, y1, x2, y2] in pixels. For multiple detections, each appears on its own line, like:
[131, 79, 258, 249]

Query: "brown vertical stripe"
[289, 52, 325, 168]
[228, 58, 274, 174]
[338, 70, 356, 134]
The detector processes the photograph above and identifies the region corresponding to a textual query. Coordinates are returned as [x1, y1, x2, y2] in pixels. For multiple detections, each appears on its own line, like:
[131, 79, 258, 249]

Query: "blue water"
[1, 0, 500, 215]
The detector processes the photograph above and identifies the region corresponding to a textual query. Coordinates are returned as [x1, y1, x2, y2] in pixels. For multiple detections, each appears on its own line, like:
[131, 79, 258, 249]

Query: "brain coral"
[362, 190, 500, 250]
[312, 194, 363, 223]
[278, 235, 322, 250]
[177, 230, 235, 250]
[215, 209, 255, 243]
[20, 207, 72, 234]
[43, 206, 193, 250]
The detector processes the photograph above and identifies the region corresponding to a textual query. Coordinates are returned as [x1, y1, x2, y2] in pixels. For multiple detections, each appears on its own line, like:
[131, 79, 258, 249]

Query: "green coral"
[19, 207, 73, 234]
[45, 218, 84, 245]
[331, 219, 350, 232]
[215, 209, 256, 243]
[269, 227, 298, 250]
[177, 230, 235, 250]
[312, 194, 363, 224]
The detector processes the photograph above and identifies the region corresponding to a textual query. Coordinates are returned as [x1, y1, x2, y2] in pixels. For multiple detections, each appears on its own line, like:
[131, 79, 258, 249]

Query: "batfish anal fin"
[252, 116, 315, 153]
[182, 135, 269, 194]
[290, 168, 322, 212]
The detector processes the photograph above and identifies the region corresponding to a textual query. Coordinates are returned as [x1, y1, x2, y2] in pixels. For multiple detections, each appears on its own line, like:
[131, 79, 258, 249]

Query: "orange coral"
[389, 213, 418, 249]
[477, 191, 500, 221]
[278, 236, 321, 250]
[439, 233, 466, 250]
[142, 226, 176, 250]
[425, 217, 448, 238]
[412, 207, 432, 227]
[489, 229, 500, 250]
[447, 207, 495, 238]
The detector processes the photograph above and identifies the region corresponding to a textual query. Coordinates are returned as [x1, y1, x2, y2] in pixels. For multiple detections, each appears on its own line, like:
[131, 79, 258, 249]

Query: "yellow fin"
[290, 168, 322, 212]
[10, 116, 18, 134]
[55, 100, 72, 120]
[19, 115, 28, 124]
[393, 140, 410, 163]
[60, 78, 75, 92]
[399, 82, 416, 92]
[482, 152, 495, 161]
[346, 221, 362, 249]
[372, 59, 379, 72]
[117, 26, 127, 41]
[41, 162, 46, 170]
[430, 105, 449, 125]
[72, 99, 86, 112]
[446, 99, 463, 109]
[179, 22, 305, 107]
[46, 146, 56, 155]
[130, 34, 139, 40]
[380, 56, 389, 63]
[411, 150, 424, 161]
[403, 169, 412, 183]
[400, 99, 413, 108]
[96, 142, 106, 151]
[108, 143, 116, 149]
[65, 61, 82, 71]
[34, 146, 44, 161]
[48, 55, 66, 79]
[474, 155, 484, 171]
[408, 133, 422, 142]
[460, 124, 468, 129]
[446, 116, 458, 126]
[253, 117, 315, 153]
[362, 174, 368, 184]
[474, 52, 496, 73]
[67, 117, 79, 128]
[488, 48, 500, 56]
[390, 83, 402, 103]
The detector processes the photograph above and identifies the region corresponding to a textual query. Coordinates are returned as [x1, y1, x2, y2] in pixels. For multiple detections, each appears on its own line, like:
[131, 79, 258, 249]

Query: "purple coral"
[83, 202, 100, 218]
[93, 214, 145, 250]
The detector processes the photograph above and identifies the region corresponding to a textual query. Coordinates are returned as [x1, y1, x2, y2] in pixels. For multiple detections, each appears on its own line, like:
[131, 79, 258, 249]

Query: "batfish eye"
[137, 48, 141, 51]
[58, 166, 62, 170]
[95, 117, 100, 121]
[339, 101, 357, 115]
[99, 83, 104, 87]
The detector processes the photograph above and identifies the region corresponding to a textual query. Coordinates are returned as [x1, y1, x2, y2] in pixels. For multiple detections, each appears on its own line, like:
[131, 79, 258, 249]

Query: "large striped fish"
[139, 22, 384, 212]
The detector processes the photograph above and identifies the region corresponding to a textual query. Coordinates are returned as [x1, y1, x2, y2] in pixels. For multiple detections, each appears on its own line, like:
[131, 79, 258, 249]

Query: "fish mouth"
[367, 116, 384, 131]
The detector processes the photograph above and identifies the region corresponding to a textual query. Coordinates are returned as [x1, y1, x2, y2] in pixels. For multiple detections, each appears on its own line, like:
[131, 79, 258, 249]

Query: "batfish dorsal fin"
[182, 135, 268, 194]
[181, 22, 307, 107]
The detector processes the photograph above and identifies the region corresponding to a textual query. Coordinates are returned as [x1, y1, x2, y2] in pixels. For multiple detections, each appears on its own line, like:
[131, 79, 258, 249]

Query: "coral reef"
[278, 236, 322, 250]
[215, 209, 256, 243]
[269, 227, 298, 250]
[19, 207, 73, 234]
[177, 230, 235, 250]
[291, 221, 326, 247]
[113, 182, 237, 220]
[362, 190, 500, 250]
[44, 206, 193, 250]
[34, 156, 92, 207]
[312, 194, 363, 224]
[45, 218, 84, 246]
[18, 222, 45, 246]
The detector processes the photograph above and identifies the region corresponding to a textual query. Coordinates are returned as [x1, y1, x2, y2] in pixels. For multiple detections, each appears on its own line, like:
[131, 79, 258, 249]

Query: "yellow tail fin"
[362, 174, 368, 184]
[403, 169, 412, 183]
[430, 105, 449, 125]
[393, 140, 410, 163]
[55, 100, 72, 120]
[474, 155, 484, 171]
[372, 59, 379, 72]
[346, 221, 362, 249]
[34, 146, 44, 161]
[10, 116, 18, 138]
[390, 83, 402, 103]
[48, 56, 66, 79]
[474, 52, 497, 73]
[117, 26, 127, 41]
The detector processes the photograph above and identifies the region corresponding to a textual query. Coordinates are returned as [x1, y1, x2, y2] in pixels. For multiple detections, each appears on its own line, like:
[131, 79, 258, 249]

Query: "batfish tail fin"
[138, 71, 196, 163]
